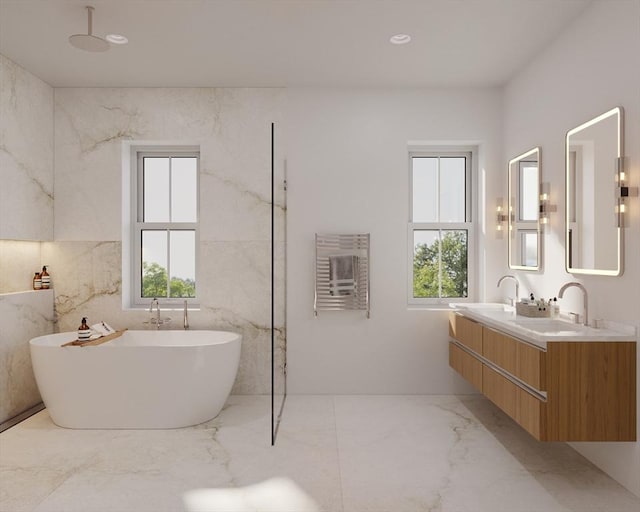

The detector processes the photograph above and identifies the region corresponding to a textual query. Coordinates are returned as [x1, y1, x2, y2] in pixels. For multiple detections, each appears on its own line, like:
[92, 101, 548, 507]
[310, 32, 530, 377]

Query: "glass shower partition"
[271, 122, 287, 445]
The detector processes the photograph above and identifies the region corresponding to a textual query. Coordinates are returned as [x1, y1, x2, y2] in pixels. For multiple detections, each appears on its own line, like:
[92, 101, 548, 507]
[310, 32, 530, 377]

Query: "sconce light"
[539, 182, 557, 227]
[496, 198, 508, 235]
[616, 157, 637, 227]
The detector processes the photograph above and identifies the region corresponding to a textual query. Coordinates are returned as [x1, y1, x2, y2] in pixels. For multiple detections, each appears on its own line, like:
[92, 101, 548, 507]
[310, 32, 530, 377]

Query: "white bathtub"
[29, 330, 241, 429]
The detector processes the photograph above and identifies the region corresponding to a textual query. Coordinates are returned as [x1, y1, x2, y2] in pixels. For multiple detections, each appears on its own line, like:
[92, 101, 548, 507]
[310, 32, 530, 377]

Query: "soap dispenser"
[41, 266, 50, 289]
[78, 317, 91, 341]
[33, 272, 42, 290]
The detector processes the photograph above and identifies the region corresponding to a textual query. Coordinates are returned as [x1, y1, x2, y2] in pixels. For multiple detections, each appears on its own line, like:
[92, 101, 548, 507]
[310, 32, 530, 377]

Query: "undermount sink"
[513, 318, 586, 334]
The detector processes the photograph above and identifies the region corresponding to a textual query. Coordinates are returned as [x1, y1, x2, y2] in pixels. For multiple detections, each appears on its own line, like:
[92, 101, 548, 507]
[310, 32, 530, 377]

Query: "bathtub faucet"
[183, 300, 189, 330]
[150, 298, 161, 329]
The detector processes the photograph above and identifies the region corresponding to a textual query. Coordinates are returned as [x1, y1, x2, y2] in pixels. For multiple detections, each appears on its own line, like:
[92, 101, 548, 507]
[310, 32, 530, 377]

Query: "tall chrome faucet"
[558, 282, 588, 326]
[183, 300, 189, 330]
[149, 298, 161, 329]
[497, 275, 520, 306]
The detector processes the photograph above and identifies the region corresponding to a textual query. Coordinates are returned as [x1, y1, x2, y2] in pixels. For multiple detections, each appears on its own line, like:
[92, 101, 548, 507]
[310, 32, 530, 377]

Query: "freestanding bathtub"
[29, 330, 241, 429]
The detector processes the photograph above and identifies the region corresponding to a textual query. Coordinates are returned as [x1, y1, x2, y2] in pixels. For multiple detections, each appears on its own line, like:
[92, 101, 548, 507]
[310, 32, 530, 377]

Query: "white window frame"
[408, 149, 475, 306]
[130, 147, 200, 308]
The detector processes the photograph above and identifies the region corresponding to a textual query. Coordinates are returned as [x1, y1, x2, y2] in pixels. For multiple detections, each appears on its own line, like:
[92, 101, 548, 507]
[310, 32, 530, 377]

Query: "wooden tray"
[61, 330, 127, 347]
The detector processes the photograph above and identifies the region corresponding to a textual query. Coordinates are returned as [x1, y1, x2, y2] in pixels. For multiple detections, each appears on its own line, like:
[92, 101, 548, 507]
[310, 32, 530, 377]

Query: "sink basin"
[514, 319, 585, 334]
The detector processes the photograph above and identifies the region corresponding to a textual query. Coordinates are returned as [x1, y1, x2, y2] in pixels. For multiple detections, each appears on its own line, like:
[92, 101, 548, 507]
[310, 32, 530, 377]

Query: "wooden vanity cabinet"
[448, 312, 636, 442]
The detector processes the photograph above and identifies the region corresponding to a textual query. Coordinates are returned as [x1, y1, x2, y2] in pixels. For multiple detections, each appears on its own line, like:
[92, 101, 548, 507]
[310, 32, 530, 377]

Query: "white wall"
[285, 88, 503, 394]
[502, 0, 640, 496]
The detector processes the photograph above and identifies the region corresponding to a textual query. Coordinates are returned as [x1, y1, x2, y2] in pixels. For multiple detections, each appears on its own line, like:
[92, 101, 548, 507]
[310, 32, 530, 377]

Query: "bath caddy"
[61, 329, 127, 347]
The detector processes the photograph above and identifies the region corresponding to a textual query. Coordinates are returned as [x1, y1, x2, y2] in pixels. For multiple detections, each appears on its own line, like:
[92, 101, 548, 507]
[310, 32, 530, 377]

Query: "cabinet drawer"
[517, 387, 545, 440]
[449, 313, 482, 353]
[483, 364, 546, 440]
[483, 327, 546, 391]
[449, 342, 482, 391]
[482, 364, 517, 419]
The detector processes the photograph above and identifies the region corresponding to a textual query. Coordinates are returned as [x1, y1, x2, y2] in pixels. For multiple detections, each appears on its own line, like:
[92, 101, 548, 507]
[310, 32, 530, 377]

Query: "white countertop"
[451, 304, 637, 349]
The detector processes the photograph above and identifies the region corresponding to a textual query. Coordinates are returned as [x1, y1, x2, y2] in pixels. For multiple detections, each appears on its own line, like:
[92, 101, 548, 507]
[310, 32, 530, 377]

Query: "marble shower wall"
[0, 290, 54, 422]
[52, 88, 285, 394]
[0, 54, 54, 240]
[0, 55, 55, 423]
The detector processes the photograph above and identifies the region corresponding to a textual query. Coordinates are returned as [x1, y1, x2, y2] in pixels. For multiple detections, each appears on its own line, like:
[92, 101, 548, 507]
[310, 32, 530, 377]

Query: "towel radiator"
[314, 233, 370, 318]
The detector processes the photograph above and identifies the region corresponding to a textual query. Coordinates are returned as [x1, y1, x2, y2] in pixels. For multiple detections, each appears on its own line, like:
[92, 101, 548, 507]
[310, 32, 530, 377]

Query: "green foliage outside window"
[142, 262, 196, 298]
[413, 231, 468, 298]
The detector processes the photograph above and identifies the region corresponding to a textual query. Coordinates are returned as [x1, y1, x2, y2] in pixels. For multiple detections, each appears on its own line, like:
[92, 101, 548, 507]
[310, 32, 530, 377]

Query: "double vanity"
[449, 304, 636, 442]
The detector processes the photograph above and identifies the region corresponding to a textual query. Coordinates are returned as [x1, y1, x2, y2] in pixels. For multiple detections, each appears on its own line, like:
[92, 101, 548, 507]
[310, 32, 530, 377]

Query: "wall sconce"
[539, 182, 557, 227]
[616, 157, 637, 227]
[496, 198, 509, 236]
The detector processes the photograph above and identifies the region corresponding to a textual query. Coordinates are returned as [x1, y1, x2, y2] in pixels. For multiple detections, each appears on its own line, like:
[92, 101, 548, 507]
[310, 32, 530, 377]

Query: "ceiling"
[0, 0, 592, 88]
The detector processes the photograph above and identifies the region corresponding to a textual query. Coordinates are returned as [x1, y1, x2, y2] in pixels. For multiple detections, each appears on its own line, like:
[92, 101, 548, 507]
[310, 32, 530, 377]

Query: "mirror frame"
[508, 147, 542, 271]
[565, 107, 624, 276]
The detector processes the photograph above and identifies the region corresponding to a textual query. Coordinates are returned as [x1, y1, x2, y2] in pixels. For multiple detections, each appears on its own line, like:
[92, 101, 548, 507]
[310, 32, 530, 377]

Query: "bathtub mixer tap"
[183, 300, 189, 330]
[147, 298, 170, 329]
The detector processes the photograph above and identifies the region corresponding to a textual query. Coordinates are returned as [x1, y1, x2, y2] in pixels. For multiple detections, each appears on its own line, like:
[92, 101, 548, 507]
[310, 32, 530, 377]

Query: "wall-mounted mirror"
[566, 107, 623, 276]
[508, 147, 541, 270]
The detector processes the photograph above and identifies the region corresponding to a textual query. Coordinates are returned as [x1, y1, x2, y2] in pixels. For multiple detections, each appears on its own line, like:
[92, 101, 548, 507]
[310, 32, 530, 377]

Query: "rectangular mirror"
[566, 107, 623, 276]
[508, 147, 541, 271]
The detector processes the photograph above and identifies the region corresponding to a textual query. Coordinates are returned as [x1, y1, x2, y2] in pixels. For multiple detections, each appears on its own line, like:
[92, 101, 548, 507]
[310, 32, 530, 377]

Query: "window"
[409, 151, 473, 304]
[132, 149, 199, 306]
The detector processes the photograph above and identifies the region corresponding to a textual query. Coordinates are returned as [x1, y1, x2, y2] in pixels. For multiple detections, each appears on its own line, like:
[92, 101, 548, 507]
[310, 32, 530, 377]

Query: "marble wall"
[0, 55, 55, 423]
[0, 54, 54, 241]
[0, 290, 54, 422]
[51, 88, 286, 394]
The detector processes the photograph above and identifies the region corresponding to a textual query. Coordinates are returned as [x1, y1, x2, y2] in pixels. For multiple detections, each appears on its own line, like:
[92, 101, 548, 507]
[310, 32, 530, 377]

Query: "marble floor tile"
[1, 395, 638, 512]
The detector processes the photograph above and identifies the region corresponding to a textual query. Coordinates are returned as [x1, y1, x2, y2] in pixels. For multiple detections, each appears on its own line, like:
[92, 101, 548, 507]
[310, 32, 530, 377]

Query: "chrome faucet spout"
[149, 298, 161, 329]
[558, 282, 588, 326]
[183, 300, 189, 330]
[497, 274, 520, 306]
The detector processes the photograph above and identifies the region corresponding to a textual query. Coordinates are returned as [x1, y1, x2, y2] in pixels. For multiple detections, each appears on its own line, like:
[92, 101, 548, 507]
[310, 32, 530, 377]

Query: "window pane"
[413, 229, 468, 299]
[141, 230, 168, 298]
[144, 157, 170, 222]
[440, 230, 468, 298]
[169, 231, 196, 298]
[412, 157, 438, 222]
[519, 162, 538, 221]
[439, 158, 466, 222]
[413, 230, 440, 298]
[171, 157, 197, 222]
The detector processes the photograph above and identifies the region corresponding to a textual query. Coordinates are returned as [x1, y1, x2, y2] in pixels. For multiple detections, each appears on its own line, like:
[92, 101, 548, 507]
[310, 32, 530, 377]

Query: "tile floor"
[1, 395, 639, 512]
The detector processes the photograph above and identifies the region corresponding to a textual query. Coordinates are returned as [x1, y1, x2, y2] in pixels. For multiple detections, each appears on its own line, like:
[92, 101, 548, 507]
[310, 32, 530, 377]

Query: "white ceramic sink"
[513, 318, 586, 334]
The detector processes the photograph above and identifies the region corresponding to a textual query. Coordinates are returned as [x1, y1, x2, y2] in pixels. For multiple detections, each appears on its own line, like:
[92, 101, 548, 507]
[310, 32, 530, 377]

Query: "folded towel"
[329, 255, 358, 296]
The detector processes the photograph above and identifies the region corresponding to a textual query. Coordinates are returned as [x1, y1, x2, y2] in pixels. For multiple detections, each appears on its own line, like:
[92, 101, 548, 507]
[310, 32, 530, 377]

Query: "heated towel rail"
[314, 233, 370, 318]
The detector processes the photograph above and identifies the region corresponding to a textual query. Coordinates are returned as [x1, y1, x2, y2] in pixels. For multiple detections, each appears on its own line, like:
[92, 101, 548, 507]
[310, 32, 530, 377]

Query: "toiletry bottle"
[33, 272, 42, 290]
[41, 266, 50, 289]
[78, 317, 91, 341]
[551, 297, 559, 318]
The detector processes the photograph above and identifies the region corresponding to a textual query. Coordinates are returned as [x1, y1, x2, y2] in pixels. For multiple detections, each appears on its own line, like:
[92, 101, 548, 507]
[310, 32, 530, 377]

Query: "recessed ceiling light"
[106, 34, 128, 45]
[390, 34, 411, 45]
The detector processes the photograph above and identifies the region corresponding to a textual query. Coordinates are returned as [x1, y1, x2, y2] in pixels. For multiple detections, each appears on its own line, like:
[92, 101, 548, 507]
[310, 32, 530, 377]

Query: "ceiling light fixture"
[390, 34, 411, 45]
[69, 6, 110, 52]
[106, 34, 128, 45]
